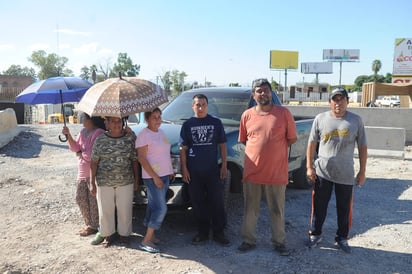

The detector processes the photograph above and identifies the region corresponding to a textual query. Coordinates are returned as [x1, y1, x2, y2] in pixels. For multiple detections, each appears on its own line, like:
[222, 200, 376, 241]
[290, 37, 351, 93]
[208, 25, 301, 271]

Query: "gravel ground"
[0, 124, 411, 274]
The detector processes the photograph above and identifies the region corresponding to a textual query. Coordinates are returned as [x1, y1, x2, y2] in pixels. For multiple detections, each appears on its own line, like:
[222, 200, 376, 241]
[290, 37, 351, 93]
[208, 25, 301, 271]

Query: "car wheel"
[227, 163, 242, 193]
[223, 169, 231, 214]
[289, 160, 312, 189]
[223, 167, 243, 222]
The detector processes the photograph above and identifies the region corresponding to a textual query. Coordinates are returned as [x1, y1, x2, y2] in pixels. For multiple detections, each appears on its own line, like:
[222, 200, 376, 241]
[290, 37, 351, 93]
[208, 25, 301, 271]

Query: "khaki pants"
[240, 182, 286, 246]
[97, 184, 134, 237]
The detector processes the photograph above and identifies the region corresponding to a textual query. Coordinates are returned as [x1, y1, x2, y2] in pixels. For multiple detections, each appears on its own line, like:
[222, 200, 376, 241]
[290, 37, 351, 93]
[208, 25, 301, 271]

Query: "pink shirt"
[69, 128, 105, 179]
[135, 127, 173, 179]
[238, 105, 297, 185]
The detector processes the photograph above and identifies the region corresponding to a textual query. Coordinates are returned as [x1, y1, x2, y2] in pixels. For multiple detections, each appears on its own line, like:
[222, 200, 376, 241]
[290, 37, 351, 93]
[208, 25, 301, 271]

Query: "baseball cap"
[329, 88, 348, 100]
[252, 78, 272, 90]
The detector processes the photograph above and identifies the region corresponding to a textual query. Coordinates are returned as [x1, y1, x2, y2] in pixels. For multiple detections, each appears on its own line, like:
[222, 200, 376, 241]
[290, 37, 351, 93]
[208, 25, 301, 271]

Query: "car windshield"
[161, 91, 251, 126]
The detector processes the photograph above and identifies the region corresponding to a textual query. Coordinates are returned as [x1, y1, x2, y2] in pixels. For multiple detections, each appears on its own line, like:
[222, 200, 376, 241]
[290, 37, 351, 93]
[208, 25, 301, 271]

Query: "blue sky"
[0, 0, 410, 87]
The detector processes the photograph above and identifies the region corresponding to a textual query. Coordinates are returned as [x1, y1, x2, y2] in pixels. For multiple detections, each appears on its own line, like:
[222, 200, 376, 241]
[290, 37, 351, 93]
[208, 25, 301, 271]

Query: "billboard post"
[323, 49, 360, 86]
[270, 50, 298, 92]
[301, 62, 333, 83]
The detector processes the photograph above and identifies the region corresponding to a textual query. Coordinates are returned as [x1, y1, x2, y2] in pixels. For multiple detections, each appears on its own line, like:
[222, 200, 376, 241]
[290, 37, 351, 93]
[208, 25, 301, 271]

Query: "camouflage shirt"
[91, 133, 137, 187]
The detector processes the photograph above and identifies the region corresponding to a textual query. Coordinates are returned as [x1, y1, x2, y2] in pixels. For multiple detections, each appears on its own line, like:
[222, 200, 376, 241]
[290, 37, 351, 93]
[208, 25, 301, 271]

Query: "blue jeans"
[143, 176, 170, 230]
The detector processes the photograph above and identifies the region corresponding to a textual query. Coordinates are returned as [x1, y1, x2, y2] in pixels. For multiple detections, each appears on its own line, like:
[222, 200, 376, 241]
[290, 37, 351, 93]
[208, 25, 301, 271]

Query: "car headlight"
[171, 155, 181, 176]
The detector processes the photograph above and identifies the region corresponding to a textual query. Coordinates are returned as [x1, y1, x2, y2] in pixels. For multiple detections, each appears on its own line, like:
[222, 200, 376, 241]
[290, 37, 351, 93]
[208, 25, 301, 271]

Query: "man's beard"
[257, 99, 271, 106]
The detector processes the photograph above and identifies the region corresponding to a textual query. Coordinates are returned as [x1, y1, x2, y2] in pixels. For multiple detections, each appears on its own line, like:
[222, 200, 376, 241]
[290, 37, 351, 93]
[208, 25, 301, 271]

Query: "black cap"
[252, 78, 272, 90]
[329, 88, 348, 100]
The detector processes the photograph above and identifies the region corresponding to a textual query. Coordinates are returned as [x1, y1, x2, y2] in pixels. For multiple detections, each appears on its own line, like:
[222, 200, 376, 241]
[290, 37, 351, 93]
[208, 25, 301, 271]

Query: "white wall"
[286, 105, 412, 143]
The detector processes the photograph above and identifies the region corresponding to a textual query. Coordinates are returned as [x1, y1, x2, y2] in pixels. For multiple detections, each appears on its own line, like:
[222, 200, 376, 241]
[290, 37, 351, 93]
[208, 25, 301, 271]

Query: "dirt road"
[0, 124, 411, 273]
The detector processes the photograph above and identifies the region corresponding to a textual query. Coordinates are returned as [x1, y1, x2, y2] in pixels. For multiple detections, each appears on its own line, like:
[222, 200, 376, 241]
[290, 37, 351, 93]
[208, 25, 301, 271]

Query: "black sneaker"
[307, 234, 322, 248]
[274, 244, 290, 256]
[237, 242, 256, 252]
[191, 234, 208, 245]
[336, 239, 352, 253]
[213, 233, 231, 247]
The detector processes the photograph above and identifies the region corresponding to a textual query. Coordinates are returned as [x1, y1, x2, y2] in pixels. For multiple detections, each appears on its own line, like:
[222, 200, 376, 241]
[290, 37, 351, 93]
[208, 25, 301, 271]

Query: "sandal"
[139, 242, 160, 253]
[90, 232, 104, 245]
[79, 227, 98, 237]
[101, 234, 117, 248]
[101, 237, 112, 248]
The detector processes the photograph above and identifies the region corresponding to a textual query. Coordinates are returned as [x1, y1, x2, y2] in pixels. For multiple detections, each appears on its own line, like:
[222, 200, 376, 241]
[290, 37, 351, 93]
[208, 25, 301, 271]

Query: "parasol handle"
[58, 89, 68, 142]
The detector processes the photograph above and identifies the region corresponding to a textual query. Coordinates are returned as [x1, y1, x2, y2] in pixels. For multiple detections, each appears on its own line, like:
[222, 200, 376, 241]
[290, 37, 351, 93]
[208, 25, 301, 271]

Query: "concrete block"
[0, 108, 18, 134]
[365, 126, 405, 151]
[361, 126, 406, 159]
[0, 108, 20, 148]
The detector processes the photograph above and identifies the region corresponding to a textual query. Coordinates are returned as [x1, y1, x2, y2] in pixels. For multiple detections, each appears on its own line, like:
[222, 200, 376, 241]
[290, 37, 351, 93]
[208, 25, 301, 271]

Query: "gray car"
[131, 87, 314, 208]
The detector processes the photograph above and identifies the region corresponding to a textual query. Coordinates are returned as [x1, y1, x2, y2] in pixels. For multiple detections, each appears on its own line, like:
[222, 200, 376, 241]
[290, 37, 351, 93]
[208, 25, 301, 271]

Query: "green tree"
[2, 65, 37, 80]
[384, 73, 392, 83]
[79, 65, 99, 83]
[160, 71, 172, 95]
[96, 61, 112, 81]
[354, 75, 370, 90]
[171, 70, 185, 94]
[161, 70, 187, 95]
[192, 81, 199, 88]
[111, 53, 140, 77]
[372, 59, 382, 82]
[28, 50, 73, 79]
[270, 79, 279, 91]
[229, 83, 241, 87]
[79, 66, 91, 81]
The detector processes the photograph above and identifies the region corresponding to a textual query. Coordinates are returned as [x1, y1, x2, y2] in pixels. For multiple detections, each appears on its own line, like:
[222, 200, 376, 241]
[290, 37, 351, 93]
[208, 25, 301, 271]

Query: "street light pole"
[284, 68, 288, 92]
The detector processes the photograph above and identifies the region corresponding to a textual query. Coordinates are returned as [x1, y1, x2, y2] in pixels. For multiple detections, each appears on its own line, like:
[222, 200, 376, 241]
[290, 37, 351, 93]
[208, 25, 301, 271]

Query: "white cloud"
[59, 43, 71, 50]
[73, 43, 99, 55]
[27, 43, 50, 52]
[55, 28, 91, 37]
[97, 48, 114, 59]
[0, 43, 15, 51]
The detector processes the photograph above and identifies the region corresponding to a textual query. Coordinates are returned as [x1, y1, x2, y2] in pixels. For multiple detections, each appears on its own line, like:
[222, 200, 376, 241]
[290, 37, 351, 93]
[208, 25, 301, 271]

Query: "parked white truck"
[375, 96, 400, 107]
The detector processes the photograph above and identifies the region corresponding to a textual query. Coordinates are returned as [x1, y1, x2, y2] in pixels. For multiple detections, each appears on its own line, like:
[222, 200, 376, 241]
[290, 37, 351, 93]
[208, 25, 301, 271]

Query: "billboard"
[393, 38, 412, 76]
[323, 49, 360, 62]
[270, 50, 299, 69]
[301, 62, 333, 74]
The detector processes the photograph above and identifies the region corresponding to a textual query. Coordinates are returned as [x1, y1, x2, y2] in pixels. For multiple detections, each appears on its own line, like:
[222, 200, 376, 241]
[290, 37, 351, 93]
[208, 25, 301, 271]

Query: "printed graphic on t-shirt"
[190, 125, 215, 145]
[323, 128, 349, 142]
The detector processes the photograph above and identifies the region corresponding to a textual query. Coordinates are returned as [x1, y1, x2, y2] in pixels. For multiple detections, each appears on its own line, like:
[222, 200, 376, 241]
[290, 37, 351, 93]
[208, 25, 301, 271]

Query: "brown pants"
[76, 178, 99, 230]
[240, 182, 287, 246]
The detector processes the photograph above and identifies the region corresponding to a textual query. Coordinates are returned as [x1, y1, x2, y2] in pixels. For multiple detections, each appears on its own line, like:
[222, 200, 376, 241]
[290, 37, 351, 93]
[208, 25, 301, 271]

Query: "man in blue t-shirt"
[180, 93, 230, 246]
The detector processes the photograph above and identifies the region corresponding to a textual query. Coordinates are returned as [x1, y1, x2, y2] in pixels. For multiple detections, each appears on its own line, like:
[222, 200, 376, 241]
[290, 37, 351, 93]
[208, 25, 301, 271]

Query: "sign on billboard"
[301, 62, 333, 74]
[270, 50, 299, 69]
[393, 38, 412, 76]
[323, 49, 360, 62]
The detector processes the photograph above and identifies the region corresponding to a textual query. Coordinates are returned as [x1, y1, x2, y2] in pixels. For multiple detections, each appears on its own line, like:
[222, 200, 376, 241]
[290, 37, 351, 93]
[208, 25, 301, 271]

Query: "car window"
[161, 91, 251, 126]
